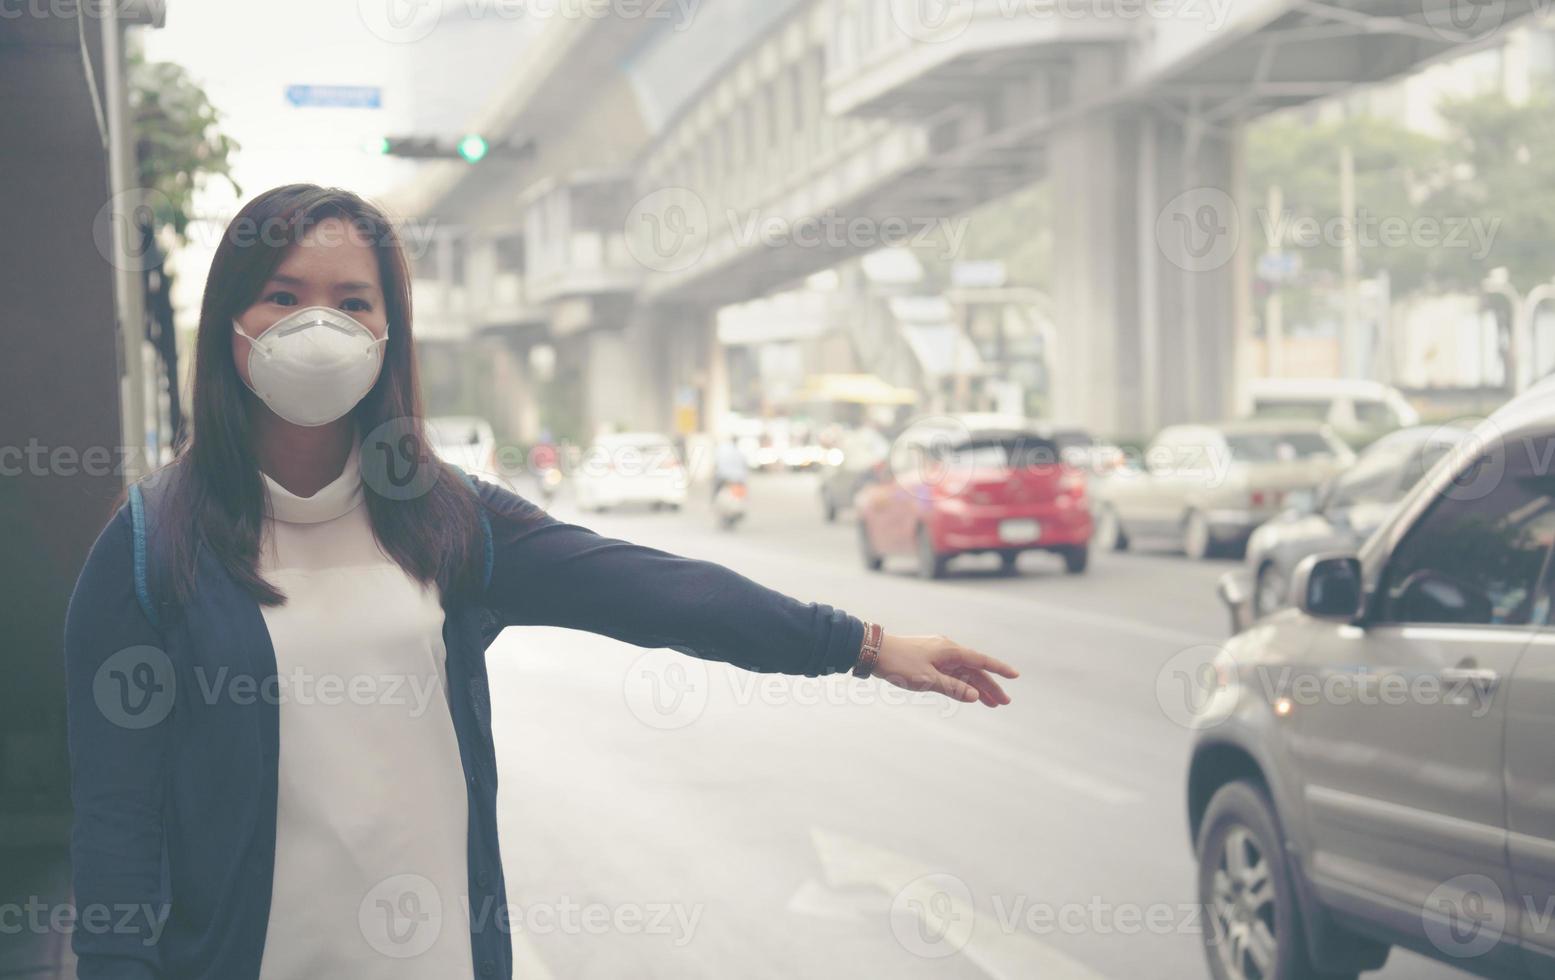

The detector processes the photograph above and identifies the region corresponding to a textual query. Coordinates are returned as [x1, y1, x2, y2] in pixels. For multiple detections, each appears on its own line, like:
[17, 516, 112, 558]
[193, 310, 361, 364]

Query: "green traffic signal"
[457, 134, 489, 163]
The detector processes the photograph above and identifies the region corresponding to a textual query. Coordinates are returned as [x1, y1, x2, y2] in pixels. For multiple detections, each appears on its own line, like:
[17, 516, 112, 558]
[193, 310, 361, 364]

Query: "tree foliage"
[1246, 94, 1555, 297]
[1428, 92, 1555, 291]
[128, 47, 241, 243]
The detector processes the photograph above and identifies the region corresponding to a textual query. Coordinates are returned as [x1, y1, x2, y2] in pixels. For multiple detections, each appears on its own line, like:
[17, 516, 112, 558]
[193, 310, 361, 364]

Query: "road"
[482, 470, 1466, 980]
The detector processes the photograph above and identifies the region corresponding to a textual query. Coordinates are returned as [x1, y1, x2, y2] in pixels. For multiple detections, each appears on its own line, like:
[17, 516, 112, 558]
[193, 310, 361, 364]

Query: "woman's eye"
[266, 291, 297, 306]
[342, 298, 372, 313]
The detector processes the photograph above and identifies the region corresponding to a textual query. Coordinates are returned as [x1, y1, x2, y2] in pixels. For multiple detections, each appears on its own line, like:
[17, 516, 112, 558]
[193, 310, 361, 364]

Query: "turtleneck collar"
[260, 438, 364, 525]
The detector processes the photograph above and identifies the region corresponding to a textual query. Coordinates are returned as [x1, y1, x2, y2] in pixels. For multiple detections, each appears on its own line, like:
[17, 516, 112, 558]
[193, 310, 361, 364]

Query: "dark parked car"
[1236, 425, 1469, 621]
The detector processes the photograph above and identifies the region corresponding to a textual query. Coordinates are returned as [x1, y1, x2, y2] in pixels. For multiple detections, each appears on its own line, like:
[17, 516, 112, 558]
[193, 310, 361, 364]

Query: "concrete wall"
[1, 8, 122, 849]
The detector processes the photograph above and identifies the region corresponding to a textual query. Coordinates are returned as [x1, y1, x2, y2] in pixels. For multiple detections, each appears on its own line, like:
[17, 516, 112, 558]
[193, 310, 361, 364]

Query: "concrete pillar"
[705, 310, 729, 435]
[1049, 95, 1245, 438]
[583, 328, 636, 436]
[488, 340, 543, 445]
[579, 305, 668, 438]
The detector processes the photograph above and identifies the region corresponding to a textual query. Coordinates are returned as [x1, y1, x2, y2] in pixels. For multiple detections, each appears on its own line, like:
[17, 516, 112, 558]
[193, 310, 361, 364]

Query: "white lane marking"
[890, 709, 1143, 806]
[809, 827, 1114, 980]
[784, 876, 883, 920]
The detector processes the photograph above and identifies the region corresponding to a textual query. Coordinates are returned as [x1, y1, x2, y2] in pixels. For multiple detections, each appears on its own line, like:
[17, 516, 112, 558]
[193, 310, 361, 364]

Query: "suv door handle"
[1440, 666, 1500, 704]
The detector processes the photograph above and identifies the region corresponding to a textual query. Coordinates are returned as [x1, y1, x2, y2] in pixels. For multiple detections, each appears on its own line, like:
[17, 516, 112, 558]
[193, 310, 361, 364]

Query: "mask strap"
[233, 322, 270, 358]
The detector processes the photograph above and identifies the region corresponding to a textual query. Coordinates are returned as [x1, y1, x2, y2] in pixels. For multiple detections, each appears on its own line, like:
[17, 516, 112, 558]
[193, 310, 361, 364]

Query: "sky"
[138, 0, 532, 323]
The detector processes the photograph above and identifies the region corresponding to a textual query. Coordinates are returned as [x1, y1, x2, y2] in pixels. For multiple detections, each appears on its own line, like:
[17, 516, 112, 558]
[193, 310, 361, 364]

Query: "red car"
[854, 427, 1093, 578]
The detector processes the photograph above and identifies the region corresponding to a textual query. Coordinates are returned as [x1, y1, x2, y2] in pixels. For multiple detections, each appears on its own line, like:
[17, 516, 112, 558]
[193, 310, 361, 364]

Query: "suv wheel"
[1198, 781, 1355, 980]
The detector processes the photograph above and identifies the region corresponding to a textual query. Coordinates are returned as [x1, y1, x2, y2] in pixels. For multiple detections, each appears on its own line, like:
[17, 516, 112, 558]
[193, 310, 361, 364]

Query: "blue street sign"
[1257, 251, 1302, 284]
[285, 85, 382, 109]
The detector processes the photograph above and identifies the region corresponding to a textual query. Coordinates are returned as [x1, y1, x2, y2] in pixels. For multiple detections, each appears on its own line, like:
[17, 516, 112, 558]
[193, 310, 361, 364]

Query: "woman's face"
[231, 216, 391, 392]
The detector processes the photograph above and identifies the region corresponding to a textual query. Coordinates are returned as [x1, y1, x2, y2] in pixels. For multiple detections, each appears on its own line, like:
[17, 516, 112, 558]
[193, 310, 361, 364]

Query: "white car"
[1092, 419, 1356, 560]
[427, 416, 506, 485]
[1246, 378, 1420, 443]
[572, 432, 689, 512]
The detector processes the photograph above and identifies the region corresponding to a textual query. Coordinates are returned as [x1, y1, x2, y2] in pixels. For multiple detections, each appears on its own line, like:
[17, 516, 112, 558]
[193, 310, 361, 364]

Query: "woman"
[63, 184, 1017, 979]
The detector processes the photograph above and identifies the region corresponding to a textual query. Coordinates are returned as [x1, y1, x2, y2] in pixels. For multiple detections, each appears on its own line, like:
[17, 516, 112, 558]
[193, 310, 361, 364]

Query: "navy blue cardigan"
[62, 471, 865, 979]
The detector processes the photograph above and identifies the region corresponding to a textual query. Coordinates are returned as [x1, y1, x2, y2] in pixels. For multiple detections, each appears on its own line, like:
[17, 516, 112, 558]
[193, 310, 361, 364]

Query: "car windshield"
[1353, 400, 1395, 428]
[1224, 431, 1335, 462]
[1251, 398, 1330, 421]
[944, 437, 1062, 469]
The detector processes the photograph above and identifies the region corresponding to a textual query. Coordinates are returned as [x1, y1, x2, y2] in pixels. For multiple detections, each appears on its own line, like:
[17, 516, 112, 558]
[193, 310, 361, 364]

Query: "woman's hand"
[873, 632, 1018, 707]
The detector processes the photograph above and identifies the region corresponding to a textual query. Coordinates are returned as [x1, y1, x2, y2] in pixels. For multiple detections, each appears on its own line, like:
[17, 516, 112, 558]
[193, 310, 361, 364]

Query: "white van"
[1245, 378, 1419, 440]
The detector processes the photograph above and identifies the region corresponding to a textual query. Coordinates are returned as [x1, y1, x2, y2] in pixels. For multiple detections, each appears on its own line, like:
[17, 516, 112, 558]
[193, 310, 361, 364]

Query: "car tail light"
[1059, 467, 1087, 495]
[1250, 489, 1284, 508]
[730, 483, 747, 499]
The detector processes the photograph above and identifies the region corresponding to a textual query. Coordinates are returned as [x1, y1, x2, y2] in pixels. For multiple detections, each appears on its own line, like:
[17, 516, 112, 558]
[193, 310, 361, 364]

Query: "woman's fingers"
[873, 632, 1016, 707]
[948, 664, 1010, 706]
[948, 646, 1020, 679]
[939, 674, 980, 703]
[933, 643, 1016, 706]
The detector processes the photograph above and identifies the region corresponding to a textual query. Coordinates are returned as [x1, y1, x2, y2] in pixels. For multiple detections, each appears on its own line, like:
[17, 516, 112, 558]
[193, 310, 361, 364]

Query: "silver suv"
[1187, 391, 1555, 980]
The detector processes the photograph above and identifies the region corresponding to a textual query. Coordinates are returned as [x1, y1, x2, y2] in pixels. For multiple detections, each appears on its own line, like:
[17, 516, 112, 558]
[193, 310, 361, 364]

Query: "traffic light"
[369, 134, 534, 163]
[457, 135, 488, 163]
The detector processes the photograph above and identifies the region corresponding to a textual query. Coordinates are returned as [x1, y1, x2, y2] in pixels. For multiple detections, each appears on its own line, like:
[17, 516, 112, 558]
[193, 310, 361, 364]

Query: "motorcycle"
[713, 480, 748, 530]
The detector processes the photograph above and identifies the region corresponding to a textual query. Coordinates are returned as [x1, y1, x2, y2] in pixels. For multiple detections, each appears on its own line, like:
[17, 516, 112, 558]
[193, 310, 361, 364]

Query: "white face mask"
[232, 306, 388, 427]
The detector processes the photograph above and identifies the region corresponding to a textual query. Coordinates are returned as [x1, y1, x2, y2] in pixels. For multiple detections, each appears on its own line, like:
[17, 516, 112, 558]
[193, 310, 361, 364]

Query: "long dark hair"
[118, 184, 487, 611]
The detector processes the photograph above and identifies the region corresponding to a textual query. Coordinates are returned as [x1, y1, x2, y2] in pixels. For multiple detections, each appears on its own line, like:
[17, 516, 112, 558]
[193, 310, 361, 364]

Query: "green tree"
[1427, 92, 1555, 292]
[1246, 114, 1448, 296]
[129, 47, 241, 242]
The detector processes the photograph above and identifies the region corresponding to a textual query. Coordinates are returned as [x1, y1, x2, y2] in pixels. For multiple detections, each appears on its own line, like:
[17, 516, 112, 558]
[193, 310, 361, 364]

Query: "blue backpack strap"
[127, 481, 160, 629]
[452, 466, 494, 593]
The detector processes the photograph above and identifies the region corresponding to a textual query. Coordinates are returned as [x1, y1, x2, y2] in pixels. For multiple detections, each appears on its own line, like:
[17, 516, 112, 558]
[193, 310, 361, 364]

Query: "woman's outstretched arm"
[468, 477, 1017, 705]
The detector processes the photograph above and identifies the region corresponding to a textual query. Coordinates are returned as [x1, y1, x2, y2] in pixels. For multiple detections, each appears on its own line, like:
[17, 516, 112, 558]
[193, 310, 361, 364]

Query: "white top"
[254, 439, 474, 978]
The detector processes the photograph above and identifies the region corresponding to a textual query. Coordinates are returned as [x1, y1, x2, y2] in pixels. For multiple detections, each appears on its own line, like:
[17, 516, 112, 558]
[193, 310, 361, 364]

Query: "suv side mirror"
[1292, 553, 1363, 620]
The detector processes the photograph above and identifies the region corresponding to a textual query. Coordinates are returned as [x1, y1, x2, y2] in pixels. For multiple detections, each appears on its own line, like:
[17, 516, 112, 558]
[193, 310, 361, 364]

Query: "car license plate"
[998, 519, 1039, 543]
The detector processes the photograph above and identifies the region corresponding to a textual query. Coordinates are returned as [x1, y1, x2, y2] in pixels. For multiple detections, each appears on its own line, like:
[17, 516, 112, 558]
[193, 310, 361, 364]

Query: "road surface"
[482, 470, 1467, 980]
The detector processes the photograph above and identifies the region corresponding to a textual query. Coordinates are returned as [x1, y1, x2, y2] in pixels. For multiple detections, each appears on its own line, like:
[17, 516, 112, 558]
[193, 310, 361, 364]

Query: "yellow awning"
[790, 374, 920, 406]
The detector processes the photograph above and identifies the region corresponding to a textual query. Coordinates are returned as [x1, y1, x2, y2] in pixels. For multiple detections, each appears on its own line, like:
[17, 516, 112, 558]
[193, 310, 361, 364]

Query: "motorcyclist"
[532, 429, 561, 503]
[711, 435, 749, 504]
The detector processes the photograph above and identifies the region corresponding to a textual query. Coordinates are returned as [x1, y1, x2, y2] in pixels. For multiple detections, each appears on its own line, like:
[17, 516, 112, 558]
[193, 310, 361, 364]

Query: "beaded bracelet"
[852, 620, 883, 678]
